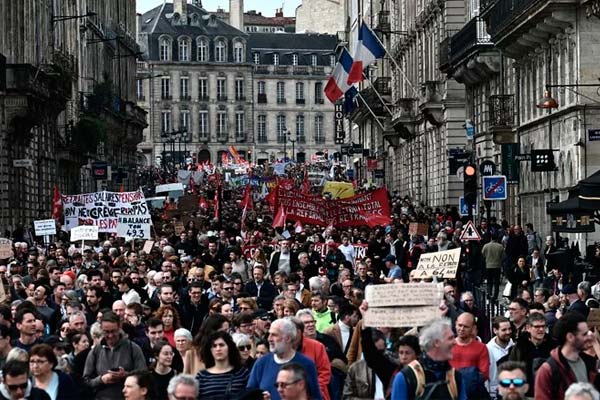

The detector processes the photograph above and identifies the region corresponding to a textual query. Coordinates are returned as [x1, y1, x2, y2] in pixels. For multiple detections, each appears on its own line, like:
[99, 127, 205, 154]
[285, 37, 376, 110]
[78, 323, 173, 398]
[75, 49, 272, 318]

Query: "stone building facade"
[295, 0, 347, 35]
[0, 0, 145, 232]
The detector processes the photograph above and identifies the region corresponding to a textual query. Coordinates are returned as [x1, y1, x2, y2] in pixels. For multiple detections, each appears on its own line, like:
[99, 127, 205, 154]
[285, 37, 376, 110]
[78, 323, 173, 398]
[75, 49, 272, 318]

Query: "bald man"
[450, 312, 490, 380]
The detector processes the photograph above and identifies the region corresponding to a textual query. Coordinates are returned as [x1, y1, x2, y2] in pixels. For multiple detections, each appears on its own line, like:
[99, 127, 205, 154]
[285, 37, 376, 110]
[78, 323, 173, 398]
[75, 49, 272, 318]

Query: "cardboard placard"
[588, 308, 600, 329]
[70, 225, 99, 242]
[142, 240, 155, 254]
[408, 222, 429, 236]
[365, 283, 443, 308]
[178, 195, 199, 212]
[174, 222, 185, 235]
[364, 306, 441, 328]
[116, 215, 152, 240]
[415, 248, 461, 278]
[34, 219, 57, 236]
[0, 239, 12, 260]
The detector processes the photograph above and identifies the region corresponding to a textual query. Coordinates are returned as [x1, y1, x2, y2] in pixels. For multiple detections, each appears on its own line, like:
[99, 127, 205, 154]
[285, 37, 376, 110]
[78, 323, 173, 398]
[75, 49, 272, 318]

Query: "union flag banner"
[273, 187, 391, 228]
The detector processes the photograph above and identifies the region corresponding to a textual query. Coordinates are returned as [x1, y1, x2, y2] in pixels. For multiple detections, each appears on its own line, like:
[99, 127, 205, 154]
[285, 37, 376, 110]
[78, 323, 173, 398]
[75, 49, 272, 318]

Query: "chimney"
[173, 0, 188, 23]
[192, 0, 202, 8]
[229, 0, 244, 31]
[275, 8, 283, 17]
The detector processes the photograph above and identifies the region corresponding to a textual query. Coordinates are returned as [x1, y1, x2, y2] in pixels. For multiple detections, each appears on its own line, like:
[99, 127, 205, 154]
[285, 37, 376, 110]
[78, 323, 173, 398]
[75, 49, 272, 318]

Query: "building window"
[330, 55, 336, 67]
[178, 38, 190, 61]
[180, 110, 190, 133]
[277, 81, 285, 104]
[198, 77, 208, 100]
[277, 115, 287, 143]
[197, 38, 208, 62]
[215, 39, 226, 62]
[234, 41, 244, 63]
[315, 82, 324, 104]
[235, 112, 245, 140]
[253, 52, 260, 65]
[273, 53, 279, 65]
[217, 78, 227, 101]
[160, 38, 171, 61]
[198, 111, 209, 140]
[311, 54, 318, 66]
[136, 79, 144, 100]
[315, 115, 324, 143]
[161, 77, 171, 99]
[217, 112, 228, 140]
[180, 77, 189, 100]
[161, 111, 171, 132]
[235, 79, 245, 100]
[295, 82, 305, 104]
[296, 115, 305, 143]
[257, 81, 267, 103]
[257, 115, 267, 142]
[292, 54, 298, 66]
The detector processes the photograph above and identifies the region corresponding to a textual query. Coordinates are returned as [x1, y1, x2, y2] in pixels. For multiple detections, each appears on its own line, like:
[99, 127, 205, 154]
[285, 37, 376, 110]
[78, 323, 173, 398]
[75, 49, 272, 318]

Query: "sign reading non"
[70, 225, 99, 242]
[415, 248, 461, 278]
[0, 239, 12, 260]
[33, 219, 57, 236]
[482, 175, 507, 200]
[117, 214, 152, 240]
[334, 103, 345, 144]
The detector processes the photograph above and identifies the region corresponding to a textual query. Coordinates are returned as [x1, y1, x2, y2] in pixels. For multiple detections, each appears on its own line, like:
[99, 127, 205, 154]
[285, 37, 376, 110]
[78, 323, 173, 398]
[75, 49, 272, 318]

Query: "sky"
[137, 0, 303, 17]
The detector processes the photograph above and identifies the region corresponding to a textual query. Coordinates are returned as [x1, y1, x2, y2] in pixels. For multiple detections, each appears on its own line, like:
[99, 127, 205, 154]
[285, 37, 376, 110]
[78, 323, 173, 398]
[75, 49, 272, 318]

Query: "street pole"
[283, 129, 288, 160]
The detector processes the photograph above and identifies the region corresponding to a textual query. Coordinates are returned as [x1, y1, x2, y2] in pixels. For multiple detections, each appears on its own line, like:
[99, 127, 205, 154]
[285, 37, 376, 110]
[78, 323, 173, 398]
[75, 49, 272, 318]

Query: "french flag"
[324, 48, 354, 103]
[348, 23, 386, 84]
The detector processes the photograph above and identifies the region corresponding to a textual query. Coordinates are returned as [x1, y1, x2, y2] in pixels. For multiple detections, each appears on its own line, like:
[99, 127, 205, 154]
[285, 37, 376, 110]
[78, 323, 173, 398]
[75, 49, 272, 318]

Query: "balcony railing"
[253, 64, 327, 76]
[313, 66, 325, 75]
[489, 94, 515, 127]
[373, 77, 392, 96]
[217, 95, 227, 101]
[254, 65, 270, 74]
[293, 66, 309, 75]
[181, 95, 191, 101]
[296, 98, 306, 105]
[277, 98, 286, 104]
[198, 95, 209, 101]
[297, 135, 306, 143]
[275, 65, 289, 75]
[448, 17, 492, 64]
[439, 36, 452, 71]
[487, 0, 540, 38]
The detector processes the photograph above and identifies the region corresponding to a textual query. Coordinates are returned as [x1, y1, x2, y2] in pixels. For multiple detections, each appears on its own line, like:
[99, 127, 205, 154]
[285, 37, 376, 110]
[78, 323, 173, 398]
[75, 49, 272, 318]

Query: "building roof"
[247, 32, 337, 52]
[213, 9, 295, 27]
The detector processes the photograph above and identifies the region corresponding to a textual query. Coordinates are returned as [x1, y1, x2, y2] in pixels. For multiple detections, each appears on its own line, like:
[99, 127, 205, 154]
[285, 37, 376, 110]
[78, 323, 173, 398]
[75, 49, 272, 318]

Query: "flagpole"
[356, 92, 386, 131]
[362, 72, 394, 117]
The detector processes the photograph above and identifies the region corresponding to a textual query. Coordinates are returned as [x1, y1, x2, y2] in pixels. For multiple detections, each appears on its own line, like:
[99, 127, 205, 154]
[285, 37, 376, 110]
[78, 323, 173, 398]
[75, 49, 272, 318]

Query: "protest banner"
[408, 222, 429, 237]
[61, 189, 151, 233]
[274, 187, 391, 228]
[142, 240, 155, 254]
[33, 219, 57, 236]
[365, 283, 443, 307]
[116, 215, 152, 240]
[70, 225, 99, 242]
[415, 248, 461, 278]
[588, 308, 600, 329]
[0, 239, 12, 260]
[364, 306, 440, 328]
[322, 181, 355, 199]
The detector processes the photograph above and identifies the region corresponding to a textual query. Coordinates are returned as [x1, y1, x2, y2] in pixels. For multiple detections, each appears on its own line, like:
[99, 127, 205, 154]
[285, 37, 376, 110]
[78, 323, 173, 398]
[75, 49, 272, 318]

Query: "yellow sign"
[322, 181, 355, 199]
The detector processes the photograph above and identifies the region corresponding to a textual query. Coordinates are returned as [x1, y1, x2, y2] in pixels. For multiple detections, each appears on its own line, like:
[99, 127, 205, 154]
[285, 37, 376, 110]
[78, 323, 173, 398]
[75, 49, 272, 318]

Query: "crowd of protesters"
[1, 167, 600, 400]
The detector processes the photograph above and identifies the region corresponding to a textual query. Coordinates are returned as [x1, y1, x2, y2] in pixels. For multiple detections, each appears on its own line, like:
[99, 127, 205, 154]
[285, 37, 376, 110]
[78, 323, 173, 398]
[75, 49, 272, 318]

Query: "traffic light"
[464, 164, 477, 206]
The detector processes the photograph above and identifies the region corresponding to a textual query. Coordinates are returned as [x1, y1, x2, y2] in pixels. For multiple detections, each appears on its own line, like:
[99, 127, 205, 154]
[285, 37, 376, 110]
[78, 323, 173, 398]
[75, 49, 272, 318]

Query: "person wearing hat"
[564, 284, 590, 318]
[383, 255, 402, 283]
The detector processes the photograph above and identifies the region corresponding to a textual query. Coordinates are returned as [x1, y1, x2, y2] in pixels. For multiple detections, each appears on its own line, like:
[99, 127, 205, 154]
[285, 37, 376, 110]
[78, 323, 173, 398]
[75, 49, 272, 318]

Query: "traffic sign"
[482, 175, 507, 200]
[480, 160, 496, 176]
[460, 221, 482, 241]
[459, 196, 477, 217]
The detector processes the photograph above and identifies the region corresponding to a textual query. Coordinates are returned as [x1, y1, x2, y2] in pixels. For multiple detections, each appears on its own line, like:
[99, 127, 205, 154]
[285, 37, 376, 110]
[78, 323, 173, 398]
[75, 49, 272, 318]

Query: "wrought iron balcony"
[293, 66, 309, 75]
[373, 76, 392, 96]
[449, 17, 492, 65]
[375, 10, 391, 34]
[389, 98, 416, 143]
[439, 36, 452, 72]
[489, 94, 517, 144]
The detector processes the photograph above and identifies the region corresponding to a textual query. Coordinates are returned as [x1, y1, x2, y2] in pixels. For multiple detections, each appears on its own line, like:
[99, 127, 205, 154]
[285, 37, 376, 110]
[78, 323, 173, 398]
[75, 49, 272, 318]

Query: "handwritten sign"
[116, 215, 151, 240]
[0, 239, 12, 260]
[70, 225, 99, 242]
[34, 219, 57, 236]
[364, 306, 441, 328]
[365, 283, 443, 307]
[588, 308, 600, 329]
[142, 240, 155, 254]
[415, 248, 461, 278]
[409, 222, 429, 236]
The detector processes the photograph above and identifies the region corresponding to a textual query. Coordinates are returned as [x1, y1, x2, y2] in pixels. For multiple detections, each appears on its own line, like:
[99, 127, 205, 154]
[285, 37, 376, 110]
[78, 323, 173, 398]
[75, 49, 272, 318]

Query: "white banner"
[70, 225, 99, 242]
[61, 189, 151, 233]
[33, 219, 56, 236]
[116, 215, 152, 241]
[415, 248, 461, 279]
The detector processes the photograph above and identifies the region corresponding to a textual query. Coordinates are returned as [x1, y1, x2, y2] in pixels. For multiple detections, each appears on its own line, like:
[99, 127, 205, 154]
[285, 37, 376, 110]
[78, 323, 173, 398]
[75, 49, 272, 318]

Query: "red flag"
[118, 184, 125, 193]
[189, 174, 196, 194]
[265, 184, 277, 212]
[51, 186, 62, 221]
[294, 220, 304, 233]
[302, 170, 310, 194]
[198, 196, 208, 210]
[240, 184, 253, 210]
[272, 206, 287, 228]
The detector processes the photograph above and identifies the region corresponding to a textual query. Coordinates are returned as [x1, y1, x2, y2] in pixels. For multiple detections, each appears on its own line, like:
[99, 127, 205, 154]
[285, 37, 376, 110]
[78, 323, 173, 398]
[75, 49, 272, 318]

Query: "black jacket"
[244, 280, 277, 310]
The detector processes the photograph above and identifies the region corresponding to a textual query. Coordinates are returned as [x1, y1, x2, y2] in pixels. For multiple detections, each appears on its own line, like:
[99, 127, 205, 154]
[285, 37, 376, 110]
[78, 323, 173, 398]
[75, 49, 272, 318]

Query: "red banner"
[274, 187, 391, 228]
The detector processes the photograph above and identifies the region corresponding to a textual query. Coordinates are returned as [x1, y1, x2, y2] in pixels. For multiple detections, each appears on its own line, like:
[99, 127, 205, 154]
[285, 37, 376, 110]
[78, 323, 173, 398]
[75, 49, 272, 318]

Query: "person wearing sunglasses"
[496, 361, 529, 400]
[0, 359, 51, 400]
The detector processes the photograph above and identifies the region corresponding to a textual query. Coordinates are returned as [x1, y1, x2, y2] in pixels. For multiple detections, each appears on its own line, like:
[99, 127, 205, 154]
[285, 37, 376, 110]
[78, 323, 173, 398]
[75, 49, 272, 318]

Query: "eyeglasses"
[6, 383, 28, 391]
[530, 324, 546, 330]
[29, 359, 48, 365]
[275, 380, 301, 390]
[498, 378, 527, 388]
[238, 345, 252, 351]
[222, 287, 233, 291]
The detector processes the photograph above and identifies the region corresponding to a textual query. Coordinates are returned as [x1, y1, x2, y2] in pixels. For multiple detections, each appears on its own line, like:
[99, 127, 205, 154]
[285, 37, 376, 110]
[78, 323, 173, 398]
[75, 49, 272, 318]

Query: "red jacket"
[534, 347, 596, 400]
[301, 336, 332, 400]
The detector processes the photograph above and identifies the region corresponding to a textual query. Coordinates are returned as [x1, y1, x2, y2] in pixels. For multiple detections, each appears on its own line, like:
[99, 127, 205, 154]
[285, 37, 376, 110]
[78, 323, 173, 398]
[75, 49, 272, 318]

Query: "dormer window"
[330, 55, 336, 67]
[178, 37, 190, 61]
[253, 53, 260, 65]
[197, 37, 208, 62]
[273, 53, 279, 66]
[311, 54, 318, 66]
[292, 54, 298, 66]
[159, 37, 172, 61]
[234, 41, 245, 63]
[215, 39, 226, 62]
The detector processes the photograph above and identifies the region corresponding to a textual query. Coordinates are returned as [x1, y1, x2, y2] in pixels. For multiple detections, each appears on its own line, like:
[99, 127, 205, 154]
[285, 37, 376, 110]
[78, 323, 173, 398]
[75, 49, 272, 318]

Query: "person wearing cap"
[383, 255, 402, 283]
[564, 284, 590, 319]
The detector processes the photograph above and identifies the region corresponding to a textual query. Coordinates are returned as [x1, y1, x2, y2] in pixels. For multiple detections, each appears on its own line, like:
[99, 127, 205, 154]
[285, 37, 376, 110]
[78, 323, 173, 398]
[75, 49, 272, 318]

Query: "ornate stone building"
[0, 0, 145, 231]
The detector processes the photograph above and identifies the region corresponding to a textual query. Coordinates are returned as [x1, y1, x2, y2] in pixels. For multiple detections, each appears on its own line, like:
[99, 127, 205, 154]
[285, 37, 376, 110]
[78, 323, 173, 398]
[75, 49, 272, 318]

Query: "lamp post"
[287, 130, 297, 162]
[284, 129, 289, 161]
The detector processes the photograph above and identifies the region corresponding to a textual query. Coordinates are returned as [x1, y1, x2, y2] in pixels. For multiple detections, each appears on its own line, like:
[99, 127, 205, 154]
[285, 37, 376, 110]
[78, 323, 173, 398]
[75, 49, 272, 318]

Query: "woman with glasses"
[151, 340, 177, 399]
[57, 321, 70, 340]
[231, 332, 255, 370]
[195, 331, 250, 400]
[154, 305, 181, 347]
[29, 344, 78, 400]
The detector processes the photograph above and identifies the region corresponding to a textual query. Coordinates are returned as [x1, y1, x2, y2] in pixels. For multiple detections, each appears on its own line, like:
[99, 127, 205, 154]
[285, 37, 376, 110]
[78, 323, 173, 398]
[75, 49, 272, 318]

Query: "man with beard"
[487, 316, 514, 399]
[270, 240, 298, 277]
[201, 242, 223, 271]
[496, 361, 529, 400]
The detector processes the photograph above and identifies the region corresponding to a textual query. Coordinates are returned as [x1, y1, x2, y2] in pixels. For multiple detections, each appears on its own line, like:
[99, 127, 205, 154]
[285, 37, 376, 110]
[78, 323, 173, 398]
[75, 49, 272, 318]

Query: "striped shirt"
[196, 367, 250, 399]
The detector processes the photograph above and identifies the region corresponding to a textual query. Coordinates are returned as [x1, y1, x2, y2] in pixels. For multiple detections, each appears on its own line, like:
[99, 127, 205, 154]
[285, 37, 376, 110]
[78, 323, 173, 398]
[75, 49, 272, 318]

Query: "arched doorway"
[197, 149, 211, 164]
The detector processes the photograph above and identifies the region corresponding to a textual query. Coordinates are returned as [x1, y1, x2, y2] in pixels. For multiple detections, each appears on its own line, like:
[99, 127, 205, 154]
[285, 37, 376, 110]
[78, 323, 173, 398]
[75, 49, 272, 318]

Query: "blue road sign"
[459, 196, 477, 216]
[482, 175, 507, 200]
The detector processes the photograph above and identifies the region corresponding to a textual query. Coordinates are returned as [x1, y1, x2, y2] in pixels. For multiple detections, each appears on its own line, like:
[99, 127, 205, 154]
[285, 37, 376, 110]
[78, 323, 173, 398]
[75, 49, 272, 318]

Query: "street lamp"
[283, 129, 289, 161]
[536, 83, 600, 109]
[287, 130, 297, 162]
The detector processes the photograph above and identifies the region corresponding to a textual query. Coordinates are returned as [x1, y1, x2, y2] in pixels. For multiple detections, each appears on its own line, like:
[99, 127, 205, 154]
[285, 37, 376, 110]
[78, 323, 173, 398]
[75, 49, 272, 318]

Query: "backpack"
[405, 360, 459, 400]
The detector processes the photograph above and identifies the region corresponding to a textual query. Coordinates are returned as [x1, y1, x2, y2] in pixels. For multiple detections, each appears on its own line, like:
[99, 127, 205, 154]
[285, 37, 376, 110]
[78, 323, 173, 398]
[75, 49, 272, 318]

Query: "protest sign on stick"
[365, 283, 443, 308]
[415, 248, 461, 279]
[364, 306, 441, 328]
